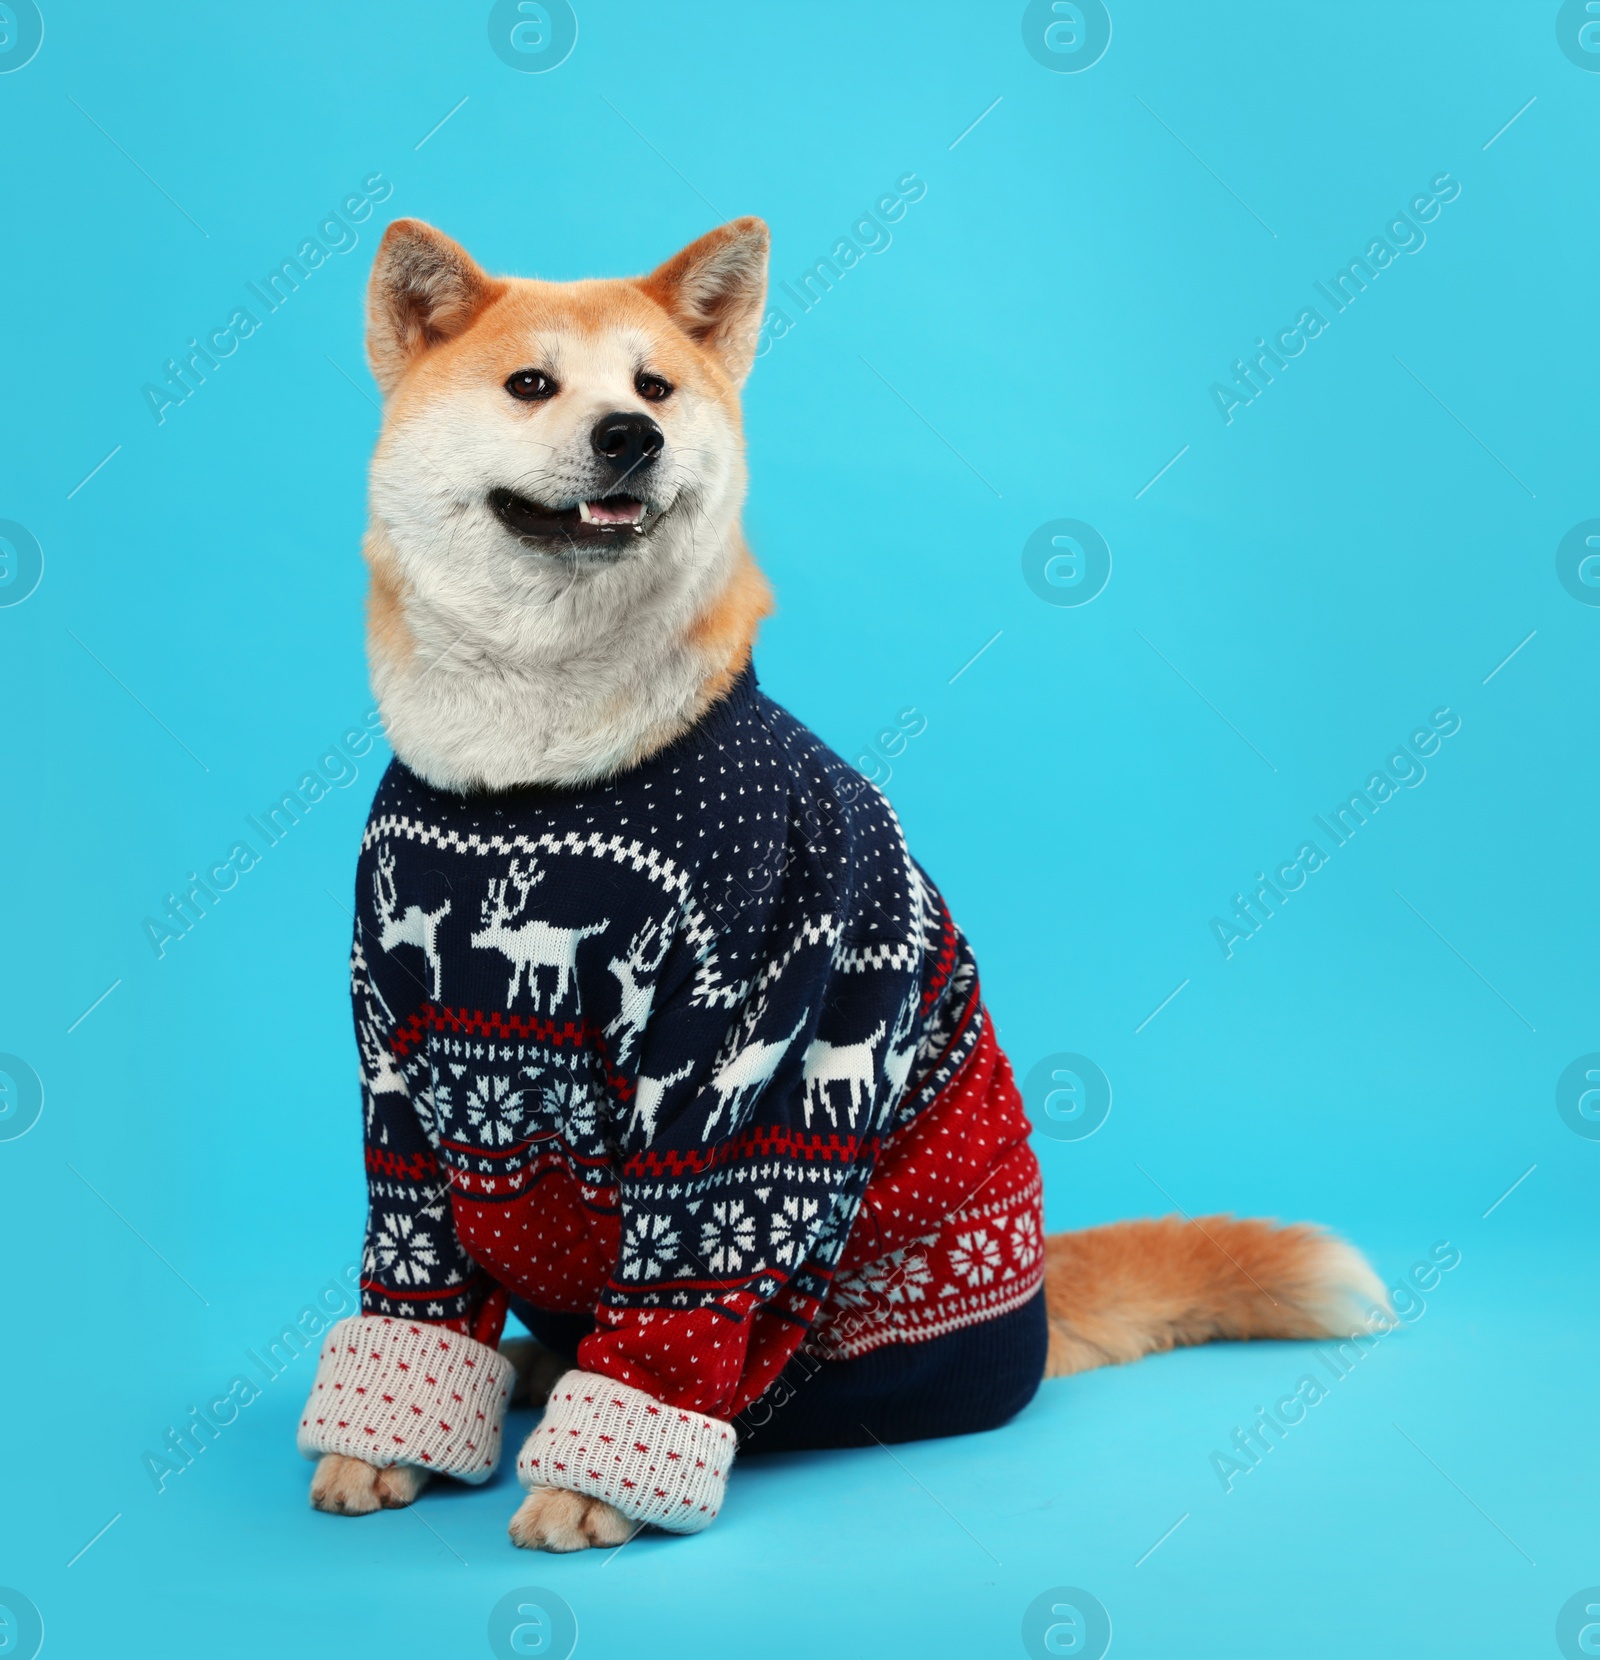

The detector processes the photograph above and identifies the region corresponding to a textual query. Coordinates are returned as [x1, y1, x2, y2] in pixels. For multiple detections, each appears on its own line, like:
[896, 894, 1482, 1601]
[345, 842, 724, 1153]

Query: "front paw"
[508, 1486, 638, 1552]
[310, 1452, 429, 1515]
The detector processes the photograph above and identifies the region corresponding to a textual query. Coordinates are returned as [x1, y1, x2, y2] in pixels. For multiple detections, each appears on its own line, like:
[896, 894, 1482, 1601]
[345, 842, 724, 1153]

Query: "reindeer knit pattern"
[300, 668, 1043, 1526]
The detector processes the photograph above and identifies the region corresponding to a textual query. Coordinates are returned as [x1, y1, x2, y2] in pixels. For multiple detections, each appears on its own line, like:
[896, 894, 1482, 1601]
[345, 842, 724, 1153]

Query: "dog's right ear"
[366, 220, 502, 395]
[638, 218, 769, 387]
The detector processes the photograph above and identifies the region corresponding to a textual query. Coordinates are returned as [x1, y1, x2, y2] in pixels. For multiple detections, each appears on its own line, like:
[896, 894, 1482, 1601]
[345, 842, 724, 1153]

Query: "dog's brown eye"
[636, 373, 672, 403]
[505, 369, 557, 401]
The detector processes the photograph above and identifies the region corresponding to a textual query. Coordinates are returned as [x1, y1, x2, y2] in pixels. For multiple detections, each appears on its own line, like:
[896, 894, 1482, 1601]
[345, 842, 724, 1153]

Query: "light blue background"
[3, 3, 1596, 1656]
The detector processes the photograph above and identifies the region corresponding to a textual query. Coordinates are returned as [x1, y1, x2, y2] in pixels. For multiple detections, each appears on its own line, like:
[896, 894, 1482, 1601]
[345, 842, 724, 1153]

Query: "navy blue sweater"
[349, 667, 1043, 1426]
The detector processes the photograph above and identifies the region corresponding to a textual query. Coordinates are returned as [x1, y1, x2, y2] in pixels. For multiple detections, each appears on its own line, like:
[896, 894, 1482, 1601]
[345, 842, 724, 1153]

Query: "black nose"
[591, 411, 664, 478]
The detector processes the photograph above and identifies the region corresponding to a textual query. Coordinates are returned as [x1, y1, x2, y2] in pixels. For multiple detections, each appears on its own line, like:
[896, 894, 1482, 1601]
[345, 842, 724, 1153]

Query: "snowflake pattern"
[622, 1211, 681, 1280]
[885, 1249, 934, 1307]
[947, 1227, 1003, 1287]
[414, 1062, 464, 1144]
[767, 1194, 822, 1267]
[1010, 1209, 1042, 1275]
[538, 1070, 600, 1144]
[698, 1199, 757, 1276]
[370, 1211, 441, 1285]
[465, 1072, 528, 1146]
[831, 1242, 933, 1311]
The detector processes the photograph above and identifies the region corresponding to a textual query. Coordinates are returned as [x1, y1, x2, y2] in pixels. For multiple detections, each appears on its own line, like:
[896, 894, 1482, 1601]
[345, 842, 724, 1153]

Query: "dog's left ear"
[638, 218, 769, 387]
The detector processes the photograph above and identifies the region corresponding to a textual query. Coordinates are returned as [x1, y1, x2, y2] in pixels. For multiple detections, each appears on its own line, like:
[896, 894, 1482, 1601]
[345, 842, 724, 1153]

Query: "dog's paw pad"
[508, 1487, 636, 1552]
[311, 1453, 428, 1515]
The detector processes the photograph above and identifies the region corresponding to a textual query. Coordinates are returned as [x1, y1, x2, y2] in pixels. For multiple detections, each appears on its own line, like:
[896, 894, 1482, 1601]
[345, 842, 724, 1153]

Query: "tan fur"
[508, 1487, 637, 1553]
[310, 1453, 429, 1514]
[686, 536, 773, 704]
[587, 537, 771, 775]
[362, 528, 415, 667]
[1041, 1214, 1388, 1378]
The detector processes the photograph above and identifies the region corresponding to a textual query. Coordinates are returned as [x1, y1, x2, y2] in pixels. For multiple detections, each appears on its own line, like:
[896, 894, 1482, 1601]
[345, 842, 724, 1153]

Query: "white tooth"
[577, 500, 596, 524]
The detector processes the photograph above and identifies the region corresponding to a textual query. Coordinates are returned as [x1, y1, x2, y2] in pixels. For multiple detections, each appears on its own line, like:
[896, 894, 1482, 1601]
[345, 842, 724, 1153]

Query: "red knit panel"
[578, 1301, 758, 1419]
[453, 1183, 620, 1316]
[838, 1016, 1033, 1273]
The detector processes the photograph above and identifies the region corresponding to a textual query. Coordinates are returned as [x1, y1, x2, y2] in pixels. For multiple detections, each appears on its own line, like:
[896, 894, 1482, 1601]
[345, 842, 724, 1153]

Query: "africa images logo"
[1022, 519, 1112, 607]
[1211, 174, 1462, 425]
[487, 1587, 578, 1660]
[1557, 520, 1600, 605]
[142, 174, 394, 425]
[1557, 1055, 1600, 1140]
[1021, 1586, 1113, 1660]
[1022, 1, 1112, 73]
[0, 1, 44, 73]
[488, 0, 578, 73]
[1023, 1053, 1112, 1142]
[0, 520, 44, 607]
[1210, 708, 1461, 959]
[1557, 0, 1600, 70]
[0, 1589, 44, 1660]
[0, 1053, 44, 1143]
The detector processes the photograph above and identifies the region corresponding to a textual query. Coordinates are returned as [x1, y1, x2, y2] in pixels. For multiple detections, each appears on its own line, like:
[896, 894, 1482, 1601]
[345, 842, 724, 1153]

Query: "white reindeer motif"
[373, 844, 451, 1001]
[470, 859, 609, 1010]
[703, 1001, 808, 1139]
[606, 918, 671, 1066]
[881, 994, 919, 1113]
[803, 1019, 887, 1128]
[358, 1030, 408, 1100]
[355, 956, 408, 1101]
[629, 1059, 694, 1141]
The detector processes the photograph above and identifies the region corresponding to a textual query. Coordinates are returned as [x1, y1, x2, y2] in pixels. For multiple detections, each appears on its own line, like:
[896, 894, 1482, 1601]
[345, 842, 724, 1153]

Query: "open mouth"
[489, 487, 652, 548]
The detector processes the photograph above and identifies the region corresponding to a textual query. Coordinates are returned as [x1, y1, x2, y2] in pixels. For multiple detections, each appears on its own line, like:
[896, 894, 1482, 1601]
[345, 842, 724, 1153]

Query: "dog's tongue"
[581, 497, 645, 525]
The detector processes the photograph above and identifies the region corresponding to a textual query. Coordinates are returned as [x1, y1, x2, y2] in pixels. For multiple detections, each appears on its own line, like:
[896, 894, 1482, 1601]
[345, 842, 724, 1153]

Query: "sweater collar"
[395, 661, 763, 808]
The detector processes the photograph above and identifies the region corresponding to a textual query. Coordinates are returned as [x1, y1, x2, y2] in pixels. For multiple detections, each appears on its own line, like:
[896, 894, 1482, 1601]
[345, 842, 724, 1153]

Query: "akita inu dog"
[300, 216, 1386, 1552]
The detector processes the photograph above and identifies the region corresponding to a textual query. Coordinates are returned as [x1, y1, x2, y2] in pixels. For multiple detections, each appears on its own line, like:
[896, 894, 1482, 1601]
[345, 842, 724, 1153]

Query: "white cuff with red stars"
[516, 1370, 734, 1532]
[296, 1315, 513, 1483]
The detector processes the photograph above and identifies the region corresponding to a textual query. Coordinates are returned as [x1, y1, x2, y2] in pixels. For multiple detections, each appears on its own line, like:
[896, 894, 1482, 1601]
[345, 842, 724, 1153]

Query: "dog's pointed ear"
[638, 217, 769, 387]
[366, 219, 501, 394]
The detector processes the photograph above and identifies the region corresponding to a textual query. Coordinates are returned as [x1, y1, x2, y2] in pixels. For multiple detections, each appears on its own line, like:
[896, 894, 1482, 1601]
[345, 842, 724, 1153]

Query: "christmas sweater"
[297, 667, 1043, 1531]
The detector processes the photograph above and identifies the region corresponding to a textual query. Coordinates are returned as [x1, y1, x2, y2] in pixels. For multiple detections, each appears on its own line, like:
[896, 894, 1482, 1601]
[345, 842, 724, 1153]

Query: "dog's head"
[364, 216, 769, 650]
[359, 217, 775, 790]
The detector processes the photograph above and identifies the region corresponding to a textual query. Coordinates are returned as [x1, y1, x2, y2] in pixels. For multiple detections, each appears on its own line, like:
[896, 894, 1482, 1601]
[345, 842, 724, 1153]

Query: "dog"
[299, 216, 1387, 1552]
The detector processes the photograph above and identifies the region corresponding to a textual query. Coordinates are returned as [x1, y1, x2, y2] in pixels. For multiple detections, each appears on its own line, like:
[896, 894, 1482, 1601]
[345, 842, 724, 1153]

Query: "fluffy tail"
[1042, 1214, 1387, 1378]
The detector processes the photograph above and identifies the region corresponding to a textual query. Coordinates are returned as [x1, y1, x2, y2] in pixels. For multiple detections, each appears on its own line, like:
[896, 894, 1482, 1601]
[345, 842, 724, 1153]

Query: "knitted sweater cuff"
[296, 1314, 514, 1484]
[516, 1370, 735, 1533]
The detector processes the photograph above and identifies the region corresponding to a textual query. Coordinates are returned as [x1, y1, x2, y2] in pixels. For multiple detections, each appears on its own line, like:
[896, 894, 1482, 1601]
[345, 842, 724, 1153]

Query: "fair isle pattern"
[359, 813, 750, 1010]
[327, 668, 1043, 1508]
[518, 1370, 733, 1533]
[812, 1006, 1042, 1355]
[818, 1164, 1046, 1357]
[296, 1315, 513, 1482]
